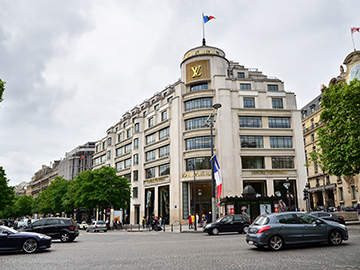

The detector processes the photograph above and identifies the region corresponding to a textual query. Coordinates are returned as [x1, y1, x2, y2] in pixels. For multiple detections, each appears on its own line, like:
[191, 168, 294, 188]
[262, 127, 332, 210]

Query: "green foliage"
[316, 79, 360, 177]
[14, 195, 35, 217]
[0, 79, 5, 104]
[70, 166, 131, 212]
[0, 167, 15, 213]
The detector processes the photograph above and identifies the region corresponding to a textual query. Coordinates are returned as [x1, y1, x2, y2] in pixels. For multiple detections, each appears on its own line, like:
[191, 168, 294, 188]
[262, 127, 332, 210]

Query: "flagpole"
[351, 28, 356, 51]
[202, 13, 206, 46]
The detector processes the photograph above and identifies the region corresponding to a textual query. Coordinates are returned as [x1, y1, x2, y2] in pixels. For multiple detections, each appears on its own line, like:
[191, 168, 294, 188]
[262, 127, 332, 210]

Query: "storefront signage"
[183, 49, 220, 60]
[251, 170, 287, 175]
[182, 170, 212, 178]
[145, 177, 166, 184]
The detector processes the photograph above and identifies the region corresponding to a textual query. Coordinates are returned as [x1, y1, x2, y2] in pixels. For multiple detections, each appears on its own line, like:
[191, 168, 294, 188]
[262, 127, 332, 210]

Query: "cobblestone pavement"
[1, 226, 359, 270]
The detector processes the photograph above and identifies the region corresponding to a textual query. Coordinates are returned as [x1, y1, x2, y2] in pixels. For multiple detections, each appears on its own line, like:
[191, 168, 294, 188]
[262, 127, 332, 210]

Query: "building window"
[161, 110, 168, 121]
[237, 72, 245, 78]
[148, 117, 154, 128]
[107, 150, 111, 160]
[186, 137, 212, 150]
[143, 111, 147, 117]
[339, 187, 344, 201]
[186, 157, 211, 171]
[135, 123, 140, 133]
[311, 134, 315, 141]
[133, 170, 138, 181]
[146, 150, 156, 162]
[108, 137, 112, 146]
[243, 97, 255, 108]
[159, 163, 170, 176]
[116, 147, 123, 157]
[272, 98, 283, 109]
[241, 157, 265, 169]
[185, 98, 213, 111]
[154, 104, 159, 110]
[118, 133, 122, 142]
[116, 161, 123, 171]
[302, 110, 307, 119]
[159, 145, 170, 158]
[185, 116, 211, 130]
[96, 145, 99, 153]
[124, 143, 132, 153]
[270, 136, 292, 148]
[94, 157, 100, 165]
[239, 116, 262, 128]
[124, 173, 131, 181]
[146, 133, 156, 145]
[124, 158, 131, 168]
[134, 138, 139, 149]
[310, 105, 316, 114]
[240, 136, 263, 148]
[133, 154, 139, 165]
[133, 187, 138, 198]
[127, 129, 131, 138]
[267, 85, 278, 91]
[303, 124, 306, 132]
[159, 127, 170, 140]
[352, 186, 357, 200]
[268, 117, 290, 128]
[101, 155, 106, 163]
[167, 96, 173, 103]
[240, 83, 251, 90]
[314, 162, 318, 173]
[102, 141, 106, 150]
[190, 83, 208, 92]
[123, 122, 127, 128]
[146, 167, 156, 179]
[271, 157, 294, 169]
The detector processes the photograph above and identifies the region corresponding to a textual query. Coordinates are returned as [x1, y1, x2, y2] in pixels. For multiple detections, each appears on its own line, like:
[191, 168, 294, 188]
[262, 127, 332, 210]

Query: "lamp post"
[203, 103, 222, 222]
[198, 188, 202, 221]
[189, 161, 197, 231]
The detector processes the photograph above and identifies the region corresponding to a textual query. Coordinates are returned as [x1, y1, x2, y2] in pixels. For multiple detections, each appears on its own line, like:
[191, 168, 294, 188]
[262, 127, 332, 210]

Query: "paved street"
[1, 225, 360, 270]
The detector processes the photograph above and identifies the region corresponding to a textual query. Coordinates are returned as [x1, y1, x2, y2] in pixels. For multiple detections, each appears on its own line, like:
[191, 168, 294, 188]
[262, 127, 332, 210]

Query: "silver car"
[86, 220, 107, 233]
[246, 212, 348, 251]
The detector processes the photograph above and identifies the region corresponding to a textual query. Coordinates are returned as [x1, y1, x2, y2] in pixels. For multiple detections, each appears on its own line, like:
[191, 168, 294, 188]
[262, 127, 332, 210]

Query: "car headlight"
[38, 234, 50, 239]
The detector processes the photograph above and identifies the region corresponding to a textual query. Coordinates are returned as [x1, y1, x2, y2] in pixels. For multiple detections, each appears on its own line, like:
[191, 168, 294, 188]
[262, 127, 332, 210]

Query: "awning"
[308, 183, 336, 193]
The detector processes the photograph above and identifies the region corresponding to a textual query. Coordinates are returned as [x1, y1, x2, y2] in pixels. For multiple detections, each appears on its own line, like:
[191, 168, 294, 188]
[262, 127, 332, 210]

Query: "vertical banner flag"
[351, 27, 360, 51]
[212, 155, 222, 207]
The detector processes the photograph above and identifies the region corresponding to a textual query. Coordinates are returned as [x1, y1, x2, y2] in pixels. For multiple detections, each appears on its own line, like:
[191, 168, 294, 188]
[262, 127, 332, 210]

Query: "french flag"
[212, 155, 222, 206]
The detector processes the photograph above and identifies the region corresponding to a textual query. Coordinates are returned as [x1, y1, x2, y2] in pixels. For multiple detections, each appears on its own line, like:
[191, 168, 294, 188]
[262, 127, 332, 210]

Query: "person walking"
[142, 216, 146, 229]
[158, 216, 162, 229]
[188, 215, 193, 229]
[191, 214, 195, 229]
[196, 213, 199, 228]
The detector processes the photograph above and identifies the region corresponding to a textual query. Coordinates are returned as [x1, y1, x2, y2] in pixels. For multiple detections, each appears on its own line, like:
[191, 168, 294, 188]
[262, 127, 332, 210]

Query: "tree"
[14, 195, 34, 217]
[0, 79, 5, 104]
[0, 167, 15, 213]
[70, 166, 131, 214]
[316, 79, 360, 177]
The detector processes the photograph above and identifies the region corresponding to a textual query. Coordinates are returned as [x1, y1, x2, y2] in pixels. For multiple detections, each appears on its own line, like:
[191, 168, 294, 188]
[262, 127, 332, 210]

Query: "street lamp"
[198, 188, 202, 219]
[188, 161, 197, 231]
[202, 103, 222, 222]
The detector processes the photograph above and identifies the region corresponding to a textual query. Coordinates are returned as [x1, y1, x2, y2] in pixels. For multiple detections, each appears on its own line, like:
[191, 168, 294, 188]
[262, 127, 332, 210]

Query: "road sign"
[279, 200, 286, 208]
[286, 193, 294, 200]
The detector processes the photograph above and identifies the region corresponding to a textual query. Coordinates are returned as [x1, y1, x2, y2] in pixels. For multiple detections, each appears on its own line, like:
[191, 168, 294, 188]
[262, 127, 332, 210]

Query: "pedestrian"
[191, 214, 195, 229]
[188, 215, 193, 229]
[142, 216, 146, 229]
[105, 219, 109, 230]
[158, 216, 162, 229]
[196, 213, 199, 228]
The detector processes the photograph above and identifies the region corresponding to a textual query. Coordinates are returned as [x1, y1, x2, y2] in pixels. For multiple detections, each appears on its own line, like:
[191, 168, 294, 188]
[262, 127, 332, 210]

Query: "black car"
[0, 225, 51, 254]
[19, 218, 79, 242]
[310, 212, 345, 225]
[203, 214, 250, 235]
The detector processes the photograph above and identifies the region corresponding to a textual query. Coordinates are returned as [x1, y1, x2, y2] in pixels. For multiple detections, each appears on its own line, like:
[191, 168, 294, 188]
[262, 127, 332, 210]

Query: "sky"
[1, 0, 360, 187]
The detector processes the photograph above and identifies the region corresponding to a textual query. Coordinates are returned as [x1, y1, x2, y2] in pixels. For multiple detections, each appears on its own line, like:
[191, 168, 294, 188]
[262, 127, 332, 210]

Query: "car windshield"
[253, 216, 269, 225]
[0, 226, 18, 234]
[97, 221, 105, 224]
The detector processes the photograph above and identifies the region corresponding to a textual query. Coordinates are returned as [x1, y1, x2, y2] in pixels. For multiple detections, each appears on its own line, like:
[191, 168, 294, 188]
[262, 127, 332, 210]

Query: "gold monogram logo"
[191, 65, 202, 78]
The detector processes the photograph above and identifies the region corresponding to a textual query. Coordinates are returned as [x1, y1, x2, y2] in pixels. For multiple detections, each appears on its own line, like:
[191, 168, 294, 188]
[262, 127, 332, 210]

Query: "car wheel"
[328, 230, 343, 246]
[268, 235, 283, 251]
[242, 226, 249, 234]
[86, 229, 89, 232]
[104, 230, 107, 233]
[22, 238, 38, 254]
[212, 228, 219, 235]
[60, 232, 70, 242]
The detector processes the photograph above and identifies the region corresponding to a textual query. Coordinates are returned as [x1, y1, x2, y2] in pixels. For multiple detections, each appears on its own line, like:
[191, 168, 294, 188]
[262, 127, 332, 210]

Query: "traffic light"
[303, 188, 309, 201]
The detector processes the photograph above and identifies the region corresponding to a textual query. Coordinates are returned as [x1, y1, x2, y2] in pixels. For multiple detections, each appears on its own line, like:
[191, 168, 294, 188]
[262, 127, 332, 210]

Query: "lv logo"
[191, 65, 202, 78]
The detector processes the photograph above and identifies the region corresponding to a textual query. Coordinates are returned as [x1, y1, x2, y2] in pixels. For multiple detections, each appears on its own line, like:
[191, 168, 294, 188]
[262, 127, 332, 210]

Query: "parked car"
[203, 214, 250, 235]
[345, 206, 356, 212]
[246, 212, 348, 251]
[18, 218, 79, 242]
[310, 212, 345, 225]
[14, 219, 37, 229]
[0, 225, 51, 254]
[78, 221, 88, 230]
[86, 220, 107, 233]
